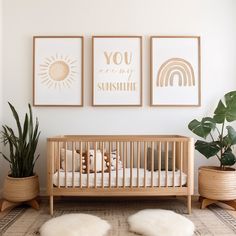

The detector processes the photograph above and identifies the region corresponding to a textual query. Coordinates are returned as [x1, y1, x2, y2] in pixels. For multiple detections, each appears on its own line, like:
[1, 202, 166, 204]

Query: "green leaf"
[221, 150, 236, 166]
[226, 126, 236, 145]
[188, 117, 215, 138]
[28, 103, 33, 141]
[8, 102, 23, 139]
[221, 136, 230, 148]
[225, 91, 236, 108]
[195, 140, 220, 158]
[22, 114, 28, 141]
[213, 100, 227, 123]
[213, 91, 236, 123]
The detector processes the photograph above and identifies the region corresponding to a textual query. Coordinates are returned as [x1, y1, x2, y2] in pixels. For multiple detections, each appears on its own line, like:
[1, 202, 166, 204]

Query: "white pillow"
[60, 148, 80, 171]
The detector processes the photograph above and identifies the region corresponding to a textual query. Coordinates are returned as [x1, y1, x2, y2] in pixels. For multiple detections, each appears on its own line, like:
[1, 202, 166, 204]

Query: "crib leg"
[187, 195, 191, 214]
[50, 195, 53, 216]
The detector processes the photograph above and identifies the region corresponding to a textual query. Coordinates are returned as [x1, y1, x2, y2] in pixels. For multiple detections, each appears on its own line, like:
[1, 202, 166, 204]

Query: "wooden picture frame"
[150, 36, 201, 107]
[92, 36, 142, 106]
[33, 36, 84, 106]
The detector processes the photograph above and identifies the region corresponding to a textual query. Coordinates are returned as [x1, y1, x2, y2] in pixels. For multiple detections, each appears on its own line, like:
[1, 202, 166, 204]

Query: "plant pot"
[3, 175, 39, 202]
[198, 166, 236, 201]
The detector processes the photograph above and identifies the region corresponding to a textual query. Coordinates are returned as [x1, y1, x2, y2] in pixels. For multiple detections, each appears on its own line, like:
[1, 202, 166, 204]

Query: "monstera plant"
[188, 91, 236, 169]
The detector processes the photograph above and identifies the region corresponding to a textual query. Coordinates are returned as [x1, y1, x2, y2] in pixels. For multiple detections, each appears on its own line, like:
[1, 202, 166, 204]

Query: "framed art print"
[92, 36, 142, 106]
[33, 36, 84, 106]
[151, 36, 201, 106]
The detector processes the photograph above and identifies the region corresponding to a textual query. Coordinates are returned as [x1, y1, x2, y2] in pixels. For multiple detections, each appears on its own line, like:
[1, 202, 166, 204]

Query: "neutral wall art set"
[33, 36, 201, 107]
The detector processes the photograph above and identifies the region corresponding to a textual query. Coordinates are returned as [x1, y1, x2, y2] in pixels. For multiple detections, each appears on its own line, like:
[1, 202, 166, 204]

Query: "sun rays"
[38, 54, 78, 89]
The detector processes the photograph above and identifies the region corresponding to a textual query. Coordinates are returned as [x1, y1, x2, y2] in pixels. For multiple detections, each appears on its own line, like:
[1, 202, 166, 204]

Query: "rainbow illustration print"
[157, 58, 195, 87]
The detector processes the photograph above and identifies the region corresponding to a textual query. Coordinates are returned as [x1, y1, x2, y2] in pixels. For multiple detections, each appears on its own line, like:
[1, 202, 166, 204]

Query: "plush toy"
[104, 150, 122, 171]
[76, 150, 88, 174]
[77, 150, 110, 173]
[103, 154, 110, 172]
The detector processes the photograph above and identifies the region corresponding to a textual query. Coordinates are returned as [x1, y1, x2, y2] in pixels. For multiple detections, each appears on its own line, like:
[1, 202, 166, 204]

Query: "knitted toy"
[104, 150, 122, 171]
[77, 150, 109, 173]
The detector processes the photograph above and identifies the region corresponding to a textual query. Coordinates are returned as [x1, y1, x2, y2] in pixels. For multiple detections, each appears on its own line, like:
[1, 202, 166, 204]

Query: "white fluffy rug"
[39, 213, 111, 236]
[128, 209, 195, 236]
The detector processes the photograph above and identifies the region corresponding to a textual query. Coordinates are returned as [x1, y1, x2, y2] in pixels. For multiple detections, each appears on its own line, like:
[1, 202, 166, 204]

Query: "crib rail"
[47, 135, 194, 215]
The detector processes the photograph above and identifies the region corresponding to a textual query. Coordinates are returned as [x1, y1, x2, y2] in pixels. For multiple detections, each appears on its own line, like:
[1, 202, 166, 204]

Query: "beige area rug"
[1, 197, 236, 236]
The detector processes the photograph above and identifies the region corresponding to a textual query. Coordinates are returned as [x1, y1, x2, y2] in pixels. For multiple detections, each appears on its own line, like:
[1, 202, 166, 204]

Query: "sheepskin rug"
[128, 209, 195, 236]
[39, 213, 111, 236]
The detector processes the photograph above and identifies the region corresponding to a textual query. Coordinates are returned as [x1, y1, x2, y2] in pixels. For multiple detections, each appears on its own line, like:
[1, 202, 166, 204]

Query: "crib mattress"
[53, 168, 187, 187]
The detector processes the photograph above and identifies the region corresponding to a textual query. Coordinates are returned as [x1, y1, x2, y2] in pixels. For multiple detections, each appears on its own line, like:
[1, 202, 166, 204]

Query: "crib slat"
[72, 142, 76, 187]
[87, 142, 90, 188]
[80, 141, 83, 188]
[158, 142, 161, 187]
[50, 142, 54, 191]
[72, 142, 75, 188]
[57, 142, 60, 188]
[116, 142, 119, 188]
[144, 142, 147, 188]
[120, 142, 122, 166]
[165, 142, 169, 187]
[172, 141, 176, 187]
[126, 141, 128, 169]
[94, 142, 97, 188]
[64, 142, 67, 188]
[102, 142, 104, 189]
[151, 142, 154, 188]
[109, 142, 111, 188]
[137, 141, 140, 187]
[180, 142, 183, 187]
[187, 138, 194, 199]
[123, 142, 126, 188]
[130, 142, 134, 188]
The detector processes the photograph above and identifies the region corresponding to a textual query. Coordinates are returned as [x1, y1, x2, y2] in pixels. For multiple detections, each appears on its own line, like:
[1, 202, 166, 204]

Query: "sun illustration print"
[38, 54, 78, 89]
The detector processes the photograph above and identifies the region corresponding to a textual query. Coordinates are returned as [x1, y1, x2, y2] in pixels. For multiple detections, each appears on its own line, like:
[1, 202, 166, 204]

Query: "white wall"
[0, 0, 3, 196]
[1, 0, 236, 194]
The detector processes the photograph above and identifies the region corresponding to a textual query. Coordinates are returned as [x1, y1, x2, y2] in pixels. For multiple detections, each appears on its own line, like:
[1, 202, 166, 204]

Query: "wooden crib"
[47, 135, 194, 215]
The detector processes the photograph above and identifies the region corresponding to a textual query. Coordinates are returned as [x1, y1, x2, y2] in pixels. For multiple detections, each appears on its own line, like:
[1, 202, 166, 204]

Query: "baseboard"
[39, 188, 47, 197]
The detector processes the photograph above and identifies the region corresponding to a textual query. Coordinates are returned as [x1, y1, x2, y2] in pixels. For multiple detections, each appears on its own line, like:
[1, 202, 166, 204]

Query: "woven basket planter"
[198, 166, 236, 201]
[3, 175, 39, 202]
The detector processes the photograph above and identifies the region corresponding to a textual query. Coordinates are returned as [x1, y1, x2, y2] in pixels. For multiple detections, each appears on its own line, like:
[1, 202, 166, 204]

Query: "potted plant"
[0, 102, 40, 211]
[188, 91, 236, 209]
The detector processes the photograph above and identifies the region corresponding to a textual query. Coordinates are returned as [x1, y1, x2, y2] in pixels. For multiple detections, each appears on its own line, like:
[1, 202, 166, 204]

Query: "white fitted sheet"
[53, 168, 187, 187]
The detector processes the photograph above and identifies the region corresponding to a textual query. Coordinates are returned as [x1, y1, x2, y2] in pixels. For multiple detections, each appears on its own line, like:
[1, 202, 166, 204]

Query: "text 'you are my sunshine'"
[97, 51, 137, 92]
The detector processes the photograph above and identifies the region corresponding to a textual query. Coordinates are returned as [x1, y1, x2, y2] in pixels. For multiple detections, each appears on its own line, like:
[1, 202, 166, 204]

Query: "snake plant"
[188, 91, 236, 169]
[0, 103, 40, 177]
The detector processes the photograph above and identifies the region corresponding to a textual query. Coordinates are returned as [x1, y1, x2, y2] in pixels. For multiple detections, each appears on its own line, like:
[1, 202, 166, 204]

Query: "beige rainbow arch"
[157, 58, 195, 87]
